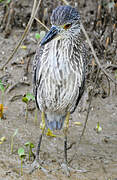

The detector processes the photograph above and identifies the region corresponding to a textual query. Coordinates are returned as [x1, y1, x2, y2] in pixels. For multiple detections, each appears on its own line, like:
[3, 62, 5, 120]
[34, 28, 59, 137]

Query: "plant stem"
[2, 92, 4, 105]
[11, 136, 13, 153]
[21, 158, 23, 176]
[34, 108, 38, 125]
[29, 148, 31, 161]
[25, 104, 28, 123]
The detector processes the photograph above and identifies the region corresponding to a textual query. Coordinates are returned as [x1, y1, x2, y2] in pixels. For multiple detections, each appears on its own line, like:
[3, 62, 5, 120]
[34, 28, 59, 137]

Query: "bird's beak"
[40, 26, 59, 46]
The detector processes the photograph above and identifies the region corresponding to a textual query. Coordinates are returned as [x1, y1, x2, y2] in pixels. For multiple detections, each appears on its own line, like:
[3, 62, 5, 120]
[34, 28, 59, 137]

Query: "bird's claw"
[29, 160, 41, 174]
[61, 163, 70, 177]
[29, 160, 49, 174]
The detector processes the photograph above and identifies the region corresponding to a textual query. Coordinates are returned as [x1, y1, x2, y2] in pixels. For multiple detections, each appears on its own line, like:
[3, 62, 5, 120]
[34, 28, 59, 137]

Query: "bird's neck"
[45, 35, 82, 70]
[53, 35, 82, 58]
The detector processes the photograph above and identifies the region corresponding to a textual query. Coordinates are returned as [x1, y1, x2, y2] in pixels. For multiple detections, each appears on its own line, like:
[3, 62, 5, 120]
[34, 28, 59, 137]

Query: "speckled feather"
[33, 6, 87, 130]
[51, 5, 80, 25]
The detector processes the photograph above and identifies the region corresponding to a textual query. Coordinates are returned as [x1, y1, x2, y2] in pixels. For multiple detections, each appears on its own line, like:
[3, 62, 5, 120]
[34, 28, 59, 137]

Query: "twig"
[78, 68, 100, 147]
[80, 23, 117, 85]
[67, 142, 76, 150]
[35, 17, 49, 31]
[103, 64, 117, 69]
[1, 0, 42, 70]
[101, 73, 110, 97]
[4, 0, 15, 38]
[69, 68, 100, 164]
[7, 81, 30, 93]
[24, 57, 31, 76]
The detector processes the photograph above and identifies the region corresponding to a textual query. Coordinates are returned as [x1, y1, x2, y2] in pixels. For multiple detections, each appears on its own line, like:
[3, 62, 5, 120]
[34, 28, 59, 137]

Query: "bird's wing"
[33, 43, 44, 96]
[70, 41, 88, 113]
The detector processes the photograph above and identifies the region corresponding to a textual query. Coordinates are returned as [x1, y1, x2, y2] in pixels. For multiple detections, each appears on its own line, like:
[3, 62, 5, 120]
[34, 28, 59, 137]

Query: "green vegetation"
[35, 33, 40, 40]
[34, 107, 38, 125]
[0, 80, 5, 105]
[11, 129, 18, 153]
[0, 136, 6, 144]
[35, 31, 46, 41]
[0, 0, 11, 4]
[96, 122, 102, 133]
[0, 80, 5, 119]
[25, 141, 35, 161]
[22, 93, 35, 123]
[18, 147, 26, 176]
[0, 0, 5, 3]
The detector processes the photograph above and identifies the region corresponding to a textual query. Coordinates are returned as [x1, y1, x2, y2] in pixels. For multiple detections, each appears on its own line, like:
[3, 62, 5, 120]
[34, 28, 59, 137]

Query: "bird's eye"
[63, 23, 72, 30]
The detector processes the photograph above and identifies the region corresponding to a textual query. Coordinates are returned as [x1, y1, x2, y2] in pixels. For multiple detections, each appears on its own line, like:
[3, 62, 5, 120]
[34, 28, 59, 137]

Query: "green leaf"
[0, 80, 5, 93]
[22, 96, 28, 104]
[96, 122, 102, 133]
[35, 33, 40, 40]
[25, 142, 30, 147]
[30, 142, 34, 148]
[18, 148, 25, 158]
[25, 142, 34, 148]
[26, 93, 35, 101]
[13, 129, 18, 137]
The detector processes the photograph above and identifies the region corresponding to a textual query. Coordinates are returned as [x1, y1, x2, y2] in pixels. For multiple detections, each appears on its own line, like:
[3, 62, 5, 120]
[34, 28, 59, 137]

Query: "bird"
[33, 5, 87, 173]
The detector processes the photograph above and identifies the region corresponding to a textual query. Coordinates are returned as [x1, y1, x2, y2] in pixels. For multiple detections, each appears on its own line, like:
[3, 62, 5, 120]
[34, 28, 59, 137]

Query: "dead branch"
[35, 17, 49, 31]
[81, 23, 117, 85]
[1, 0, 42, 70]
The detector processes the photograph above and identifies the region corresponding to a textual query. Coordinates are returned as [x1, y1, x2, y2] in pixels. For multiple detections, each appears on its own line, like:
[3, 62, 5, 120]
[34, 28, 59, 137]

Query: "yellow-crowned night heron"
[33, 5, 87, 172]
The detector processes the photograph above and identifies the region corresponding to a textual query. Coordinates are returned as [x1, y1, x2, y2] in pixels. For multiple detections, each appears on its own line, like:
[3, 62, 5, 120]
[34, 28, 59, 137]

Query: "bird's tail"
[45, 112, 66, 131]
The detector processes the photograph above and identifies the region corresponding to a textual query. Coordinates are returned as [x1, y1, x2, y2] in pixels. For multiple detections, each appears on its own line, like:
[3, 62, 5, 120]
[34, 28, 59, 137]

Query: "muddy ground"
[0, 0, 117, 179]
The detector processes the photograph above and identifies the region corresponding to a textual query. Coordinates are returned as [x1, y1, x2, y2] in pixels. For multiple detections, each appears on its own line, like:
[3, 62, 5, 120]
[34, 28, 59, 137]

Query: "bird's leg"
[63, 112, 70, 164]
[62, 112, 70, 176]
[36, 111, 45, 162]
[29, 112, 47, 174]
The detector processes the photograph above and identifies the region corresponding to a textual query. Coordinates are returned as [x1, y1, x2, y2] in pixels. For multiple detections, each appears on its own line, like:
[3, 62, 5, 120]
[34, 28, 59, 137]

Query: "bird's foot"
[29, 159, 49, 174]
[60, 163, 88, 176]
[61, 163, 70, 177]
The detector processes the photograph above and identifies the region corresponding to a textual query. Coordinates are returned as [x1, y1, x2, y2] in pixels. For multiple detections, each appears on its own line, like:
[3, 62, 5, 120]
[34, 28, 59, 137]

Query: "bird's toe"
[29, 159, 49, 174]
[61, 163, 71, 177]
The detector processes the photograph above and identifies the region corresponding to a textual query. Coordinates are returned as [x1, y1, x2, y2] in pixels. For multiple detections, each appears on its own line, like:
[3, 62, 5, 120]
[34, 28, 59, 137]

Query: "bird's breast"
[37, 40, 83, 112]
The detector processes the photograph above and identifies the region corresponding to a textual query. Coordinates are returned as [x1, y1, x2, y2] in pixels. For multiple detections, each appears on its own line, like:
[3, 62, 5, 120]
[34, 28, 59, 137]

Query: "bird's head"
[40, 5, 81, 46]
